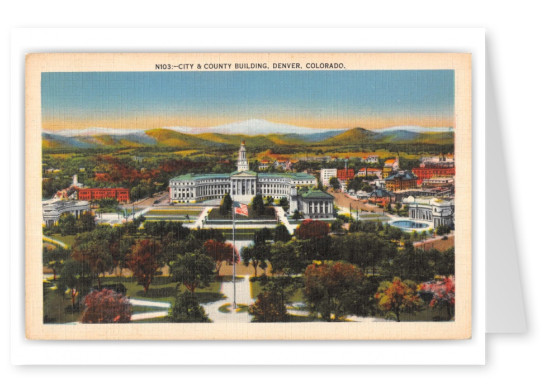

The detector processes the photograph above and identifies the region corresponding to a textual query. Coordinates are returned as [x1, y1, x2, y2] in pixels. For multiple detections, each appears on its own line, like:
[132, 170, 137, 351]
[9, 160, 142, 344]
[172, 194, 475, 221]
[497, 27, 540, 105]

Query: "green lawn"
[43, 275, 224, 324]
[43, 283, 82, 324]
[250, 280, 304, 302]
[101, 276, 223, 305]
[378, 303, 452, 322]
[49, 234, 76, 248]
[212, 228, 275, 241]
[145, 209, 202, 216]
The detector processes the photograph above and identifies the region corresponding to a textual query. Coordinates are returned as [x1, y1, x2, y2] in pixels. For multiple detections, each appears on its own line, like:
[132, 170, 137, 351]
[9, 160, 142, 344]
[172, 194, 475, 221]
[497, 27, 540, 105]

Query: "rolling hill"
[42, 125, 454, 151]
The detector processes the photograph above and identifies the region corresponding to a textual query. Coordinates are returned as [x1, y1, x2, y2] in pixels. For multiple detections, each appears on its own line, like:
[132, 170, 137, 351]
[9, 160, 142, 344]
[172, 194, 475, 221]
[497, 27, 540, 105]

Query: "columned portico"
[231, 171, 258, 203]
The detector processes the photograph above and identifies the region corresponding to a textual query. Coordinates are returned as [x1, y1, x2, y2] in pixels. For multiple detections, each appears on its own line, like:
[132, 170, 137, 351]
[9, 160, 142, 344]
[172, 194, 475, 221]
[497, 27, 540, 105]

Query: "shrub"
[81, 289, 131, 323]
[170, 291, 211, 323]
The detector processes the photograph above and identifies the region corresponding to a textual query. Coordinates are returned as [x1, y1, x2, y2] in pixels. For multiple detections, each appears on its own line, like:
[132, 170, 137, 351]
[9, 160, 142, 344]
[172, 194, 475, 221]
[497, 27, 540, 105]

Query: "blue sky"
[41, 70, 455, 130]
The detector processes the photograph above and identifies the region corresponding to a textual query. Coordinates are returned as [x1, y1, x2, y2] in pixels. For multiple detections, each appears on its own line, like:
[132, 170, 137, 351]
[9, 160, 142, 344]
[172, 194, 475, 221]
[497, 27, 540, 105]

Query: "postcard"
[25, 52, 471, 340]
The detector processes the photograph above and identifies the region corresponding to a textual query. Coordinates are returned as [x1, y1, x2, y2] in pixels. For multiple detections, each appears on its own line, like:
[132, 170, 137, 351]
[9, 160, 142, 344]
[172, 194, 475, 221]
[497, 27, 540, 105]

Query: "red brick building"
[412, 167, 455, 185]
[77, 188, 130, 203]
[337, 168, 355, 181]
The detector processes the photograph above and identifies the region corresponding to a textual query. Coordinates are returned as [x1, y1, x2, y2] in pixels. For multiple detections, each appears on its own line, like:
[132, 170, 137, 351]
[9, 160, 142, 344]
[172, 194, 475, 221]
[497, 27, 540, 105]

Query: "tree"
[241, 244, 269, 277]
[303, 262, 365, 321]
[170, 291, 211, 322]
[274, 224, 291, 242]
[251, 194, 265, 216]
[329, 176, 341, 190]
[81, 289, 132, 323]
[109, 236, 134, 276]
[295, 219, 330, 240]
[43, 246, 70, 281]
[254, 227, 272, 244]
[278, 197, 289, 212]
[249, 277, 297, 322]
[203, 239, 239, 276]
[58, 212, 77, 235]
[291, 209, 303, 220]
[72, 230, 114, 289]
[220, 193, 233, 216]
[270, 241, 306, 275]
[331, 219, 343, 233]
[170, 252, 215, 294]
[127, 239, 162, 293]
[249, 290, 289, 322]
[56, 259, 92, 308]
[75, 211, 96, 233]
[419, 276, 455, 320]
[375, 277, 421, 322]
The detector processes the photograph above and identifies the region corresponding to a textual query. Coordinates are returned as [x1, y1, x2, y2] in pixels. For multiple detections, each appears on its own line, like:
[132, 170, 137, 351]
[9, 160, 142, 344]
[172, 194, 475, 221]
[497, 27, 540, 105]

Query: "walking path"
[129, 298, 170, 321]
[187, 207, 212, 229]
[43, 236, 69, 249]
[274, 206, 297, 234]
[202, 275, 254, 323]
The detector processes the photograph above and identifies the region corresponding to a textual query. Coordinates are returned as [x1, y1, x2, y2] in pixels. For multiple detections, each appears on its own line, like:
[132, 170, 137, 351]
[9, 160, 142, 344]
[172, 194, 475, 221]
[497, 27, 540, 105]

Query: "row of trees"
[241, 220, 454, 281]
[250, 263, 455, 322]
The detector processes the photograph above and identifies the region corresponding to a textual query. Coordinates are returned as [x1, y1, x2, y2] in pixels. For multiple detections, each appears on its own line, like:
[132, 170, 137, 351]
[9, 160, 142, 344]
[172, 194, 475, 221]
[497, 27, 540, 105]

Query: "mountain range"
[42, 120, 454, 150]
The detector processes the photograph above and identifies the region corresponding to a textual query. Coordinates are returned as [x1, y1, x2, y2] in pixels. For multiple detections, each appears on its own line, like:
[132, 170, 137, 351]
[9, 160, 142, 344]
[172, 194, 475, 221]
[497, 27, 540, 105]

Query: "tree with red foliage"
[203, 239, 239, 276]
[375, 277, 421, 322]
[127, 239, 162, 293]
[304, 262, 365, 321]
[295, 219, 330, 240]
[419, 276, 455, 320]
[81, 289, 131, 323]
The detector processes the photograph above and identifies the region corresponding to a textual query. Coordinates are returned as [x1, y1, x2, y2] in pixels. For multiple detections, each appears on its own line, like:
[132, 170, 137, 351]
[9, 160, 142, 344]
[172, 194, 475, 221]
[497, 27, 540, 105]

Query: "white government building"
[402, 196, 454, 228]
[42, 199, 91, 227]
[169, 142, 334, 218]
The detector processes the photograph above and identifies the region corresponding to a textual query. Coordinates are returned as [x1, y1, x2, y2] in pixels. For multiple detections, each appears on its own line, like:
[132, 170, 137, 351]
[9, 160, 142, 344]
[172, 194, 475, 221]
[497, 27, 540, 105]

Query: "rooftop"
[299, 188, 334, 199]
[385, 171, 417, 181]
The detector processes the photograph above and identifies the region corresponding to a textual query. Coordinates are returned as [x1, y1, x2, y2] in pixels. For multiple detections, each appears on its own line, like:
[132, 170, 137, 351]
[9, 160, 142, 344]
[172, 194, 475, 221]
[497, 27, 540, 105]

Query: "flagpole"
[232, 203, 236, 310]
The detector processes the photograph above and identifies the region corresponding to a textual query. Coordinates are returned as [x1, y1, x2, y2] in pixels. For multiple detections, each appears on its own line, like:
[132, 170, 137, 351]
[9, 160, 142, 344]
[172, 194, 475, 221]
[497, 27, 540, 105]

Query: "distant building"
[382, 157, 400, 179]
[363, 155, 379, 164]
[366, 189, 396, 206]
[385, 171, 418, 192]
[258, 160, 271, 170]
[384, 157, 400, 170]
[72, 174, 83, 188]
[320, 168, 338, 187]
[359, 167, 383, 179]
[42, 199, 90, 227]
[420, 154, 454, 168]
[422, 177, 454, 188]
[412, 166, 455, 186]
[78, 188, 130, 203]
[402, 196, 454, 228]
[337, 168, 355, 182]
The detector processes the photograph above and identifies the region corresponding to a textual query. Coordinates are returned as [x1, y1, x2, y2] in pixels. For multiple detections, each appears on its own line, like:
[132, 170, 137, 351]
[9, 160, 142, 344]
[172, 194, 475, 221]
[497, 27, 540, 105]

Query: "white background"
[1, 0, 548, 389]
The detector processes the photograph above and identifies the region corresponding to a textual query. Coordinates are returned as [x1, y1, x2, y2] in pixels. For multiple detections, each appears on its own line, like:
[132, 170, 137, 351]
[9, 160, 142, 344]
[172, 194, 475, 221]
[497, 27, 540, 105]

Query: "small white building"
[364, 155, 379, 164]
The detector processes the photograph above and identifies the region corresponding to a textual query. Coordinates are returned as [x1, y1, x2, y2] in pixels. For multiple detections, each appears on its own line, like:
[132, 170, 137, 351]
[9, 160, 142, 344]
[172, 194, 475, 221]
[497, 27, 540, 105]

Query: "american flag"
[233, 201, 248, 216]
